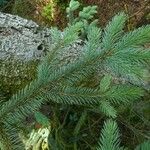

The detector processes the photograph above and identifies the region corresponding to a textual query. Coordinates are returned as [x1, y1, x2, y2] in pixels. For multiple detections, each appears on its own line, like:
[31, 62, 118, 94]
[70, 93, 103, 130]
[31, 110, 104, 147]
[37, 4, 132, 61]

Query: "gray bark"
[0, 12, 149, 97]
[0, 12, 81, 97]
[0, 12, 52, 96]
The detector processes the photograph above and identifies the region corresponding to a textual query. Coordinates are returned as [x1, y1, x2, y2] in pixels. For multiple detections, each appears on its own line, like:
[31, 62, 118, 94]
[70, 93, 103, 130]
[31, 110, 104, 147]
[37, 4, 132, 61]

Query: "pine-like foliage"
[0, 0, 150, 149]
[96, 119, 150, 150]
[135, 140, 150, 150]
[96, 119, 125, 150]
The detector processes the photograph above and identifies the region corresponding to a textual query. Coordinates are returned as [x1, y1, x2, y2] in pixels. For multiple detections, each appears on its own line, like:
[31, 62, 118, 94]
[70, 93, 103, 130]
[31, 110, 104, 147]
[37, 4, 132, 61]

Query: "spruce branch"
[101, 12, 127, 52]
[115, 25, 150, 51]
[135, 140, 150, 150]
[101, 85, 144, 104]
[99, 101, 117, 118]
[0, 0, 149, 149]
[97, 119, 122, 150]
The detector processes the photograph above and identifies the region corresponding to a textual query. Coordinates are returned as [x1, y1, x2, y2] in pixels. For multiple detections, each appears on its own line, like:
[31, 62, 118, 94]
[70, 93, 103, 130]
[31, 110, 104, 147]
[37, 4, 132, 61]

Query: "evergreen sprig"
[0, 0, 150, 149]
[97, 119, 150, 150]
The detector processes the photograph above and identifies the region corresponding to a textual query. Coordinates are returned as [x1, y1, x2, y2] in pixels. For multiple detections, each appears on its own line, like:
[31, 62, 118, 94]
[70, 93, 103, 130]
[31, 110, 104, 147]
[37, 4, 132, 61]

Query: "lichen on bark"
[0, 12, 51, 97]
[0, 12, 81, 97]
[0, 58, 38, 98]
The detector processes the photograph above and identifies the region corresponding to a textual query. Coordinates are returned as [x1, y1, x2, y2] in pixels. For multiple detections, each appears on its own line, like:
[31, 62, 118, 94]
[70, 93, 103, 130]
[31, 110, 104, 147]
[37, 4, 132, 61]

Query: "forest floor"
[1, 0, 150, 29]
[83, 0, 150, 29]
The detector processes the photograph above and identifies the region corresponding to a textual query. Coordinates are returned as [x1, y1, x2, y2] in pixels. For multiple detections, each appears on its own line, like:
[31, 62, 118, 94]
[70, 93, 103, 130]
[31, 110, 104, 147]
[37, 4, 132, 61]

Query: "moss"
[0, 58, 38, 99]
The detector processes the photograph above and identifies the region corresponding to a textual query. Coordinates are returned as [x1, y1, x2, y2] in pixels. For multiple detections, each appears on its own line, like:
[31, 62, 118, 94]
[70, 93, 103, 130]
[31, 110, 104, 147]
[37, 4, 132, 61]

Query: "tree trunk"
[0, 12, 81, 97]
[0, 12, 52, 97]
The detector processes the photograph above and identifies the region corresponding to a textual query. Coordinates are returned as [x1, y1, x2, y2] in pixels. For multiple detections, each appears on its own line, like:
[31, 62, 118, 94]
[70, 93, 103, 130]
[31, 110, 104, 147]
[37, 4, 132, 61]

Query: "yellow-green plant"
[42, 2, 55, 21]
